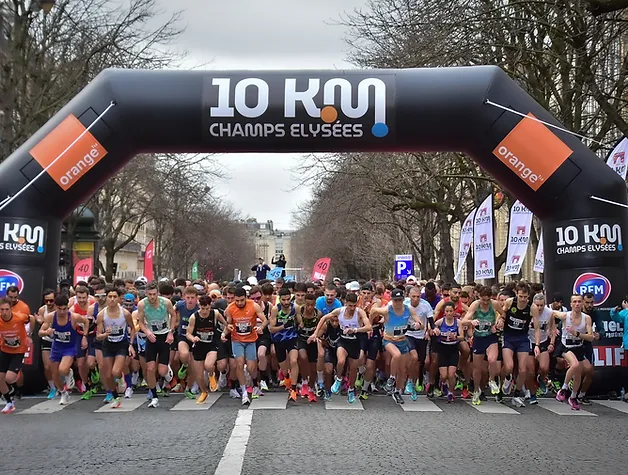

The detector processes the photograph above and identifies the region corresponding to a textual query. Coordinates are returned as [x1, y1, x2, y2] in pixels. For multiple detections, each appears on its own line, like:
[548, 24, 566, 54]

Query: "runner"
[251, 284, 272, 391]
[6, 285, 30, 316]
[0, 297, 33, 413]
[527, 293, 555, 404]
[369, 288, 423, 404]
[579, 291, 600, 405]
[186, 295, 227, 403]
[404, 286, 434, 400]
[433, 302, 465, 402]
[95, 287, 135, 408]
[314, 293, 372, 403]
[356, 283, 380, 395]
[499, 283, 541, 408]
[137, 282, 177, 408]
[38, 295, 89, 405]
[539, 295, 594, 411]
[463, 286, 505, 405]
[73, 286, 96, 396]
[87, 282, 108, 398]
[173, 286, 200, 399]
[296, 292, 322, 401]
[222, 287, 267, 405]
[269, 288, 301, 402]
[36, 289, 57, 399]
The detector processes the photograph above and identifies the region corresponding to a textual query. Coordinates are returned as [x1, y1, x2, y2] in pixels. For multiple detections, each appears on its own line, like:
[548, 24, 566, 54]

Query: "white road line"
[170, 393, 221, 411]
[19, 396, 80, 414]
[214, 409, 253, 475]
[248, 392, 287, 410]
[325, 397, 364, 410]
[537, 399, 597, 416]
[95, 395, 146, 413]
[401, 397, 442, 412]
[595, 400, 628, 414]
[465, 400, 520, 414]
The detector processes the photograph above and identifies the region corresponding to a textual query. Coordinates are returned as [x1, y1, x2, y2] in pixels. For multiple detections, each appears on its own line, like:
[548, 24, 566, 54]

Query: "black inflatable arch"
[0, 66, 626, 313]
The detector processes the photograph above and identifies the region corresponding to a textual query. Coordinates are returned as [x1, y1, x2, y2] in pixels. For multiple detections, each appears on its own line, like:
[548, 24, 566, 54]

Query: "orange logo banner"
[29, 115, 107, 191]
[493, 113, 573, 191]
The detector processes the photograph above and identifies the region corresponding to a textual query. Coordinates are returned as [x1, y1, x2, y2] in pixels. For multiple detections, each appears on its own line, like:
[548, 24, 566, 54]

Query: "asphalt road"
[3, 391, 628, 475]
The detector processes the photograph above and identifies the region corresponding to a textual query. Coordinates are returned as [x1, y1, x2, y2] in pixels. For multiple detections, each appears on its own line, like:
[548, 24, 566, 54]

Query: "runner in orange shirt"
[221, 287, 266, 406]
[0, 297, 34, 414]
[6, 285, 30, 316]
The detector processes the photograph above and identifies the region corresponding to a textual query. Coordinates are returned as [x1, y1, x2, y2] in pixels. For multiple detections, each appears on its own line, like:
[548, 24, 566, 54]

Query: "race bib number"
[4, 336, 19, 347]
[508, 317, 525, 330]
[110, 325, 123, 336]
[477, 321, 492, 332]
[565, 336, 582, 346]
[151, 321, 167, 332]
[236, 322, 252, 335]
[55, 331, 71, 342]
[198, 331, 214, 341]
[393, 326, 406, 336]
[539, 322, 549, 331]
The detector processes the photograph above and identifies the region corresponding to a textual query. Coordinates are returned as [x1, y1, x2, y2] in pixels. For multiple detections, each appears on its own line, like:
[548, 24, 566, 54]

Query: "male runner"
[538, 295, 594, 411]
[252, 284, 272, 391]
[499, 283, 541, 407]
[296, 292, 322, 402]
[0, 297, 33, 413]
[314, 293, 371, 403]
[361, 283, 384, 399]
[137, 282, 177, 408]
[269, 288, 301, 401]
[73, 286, 96, 396]
[173, 286, 200, 399]
[39, 295, 89, 405]
[369, 288, 423, 404]
[463, 286, 505, 405]
[222, 287, 267, 405]
[355, 283, 381, 392]
[579, 291, 601, 405]
[404, 286, 434, 399]
[36, 289, 57, 399]
[6, 285, 30, 316]
[96, 287, 135, 408]
[527, 293, 555, 404]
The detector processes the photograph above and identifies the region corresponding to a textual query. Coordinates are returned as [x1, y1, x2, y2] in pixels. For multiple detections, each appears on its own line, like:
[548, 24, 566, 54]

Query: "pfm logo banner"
[203, 74, 395, 141]
[0, 218, 47, 257]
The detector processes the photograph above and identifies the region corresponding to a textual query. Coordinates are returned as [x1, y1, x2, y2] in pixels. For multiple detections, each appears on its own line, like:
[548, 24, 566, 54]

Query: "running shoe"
[316, 384, 325, 398]
[289, 389, 297, 402]
[157, 388, 170, 397]
[410, 386, 418, 402]
[552, 380, 562, 392]
[404, 380, 413, 395]
[324, 390, 332, 401]
[479, 391, 487, 402]
[76, 380, 86, 393]
[65, 369, 75, 390]
[116, 378, 125, 395]
[524, 388, 531, 400]
[229, 389, 240, 399]
[512, 396, 525, 407]
[242, 392, 251, 406]
[472, 390, 481, 405]
[447, 392, 454, 403]
[124, 387, 133, 399]
[496, 392, 504, 404]
[171, 383, 183, 393]
[568, 379, 574, 391]
[538, 376, 547, 395]
[536, 387, 545, 398]
[355, 373, 364, 390]
[252, 387, 263, 399]
[556, 389, 567, 402]
[427, 384, 434, 399]
[359, 389, 369, 401]
[300, 383, 309, 398]
[191, 383, 200, 395]
[197, 392, 208, 404]
[59, 391, 70, 405]
[282, 378, 292, 390]
[208, 374, 218, 392]
[184, 390, 195, 400]
[277, 370, 285, 383]
[341, 377, 350, 393]
[502, 378, 513, 395]
[47, 387, 57, 400]
[579, 397, 592, 406]
[415, 381, 424, 393]
[103, 392, 114, 404]
[178, 365, 187, 380]
[110, 397, 121, 409]
[90, 369, 100, 385]
[148, 398, 159, 408]
[568, 397, 580, 411]
[218, 372, 227, 389]
[461, 387, 471, 399]
[488, 380, 500, 395]
[384, 377, 395, 394]
[81, 388, 94, 400]
[308, 390, 317, 403]
[392, 391, 404, 404]
[259, 379, 269, 391]
[348, 389, 356, 404]
[331, 377, 342, 395]
[131, 372, 139, 387]
[1, 402, 15, 414]
[529, 395, 538, 405]
[455, 380, 464, 391]
[433, 387, 443, 398]
[140, 379, 148, 388]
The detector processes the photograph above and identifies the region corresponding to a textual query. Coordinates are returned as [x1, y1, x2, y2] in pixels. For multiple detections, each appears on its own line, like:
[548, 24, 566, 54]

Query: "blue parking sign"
[394, 255, 413, 280]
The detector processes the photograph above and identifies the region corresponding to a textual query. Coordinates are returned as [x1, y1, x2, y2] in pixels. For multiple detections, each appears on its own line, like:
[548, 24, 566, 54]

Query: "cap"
[123, 293, 135, 302]
[346, 281, 360, 291]
[333, 277, 341, 282]
[209, 289, 222, 298]
[407, 275, 417, 284]
[391, 288, 405, 300]
[193, 283, 205, 292]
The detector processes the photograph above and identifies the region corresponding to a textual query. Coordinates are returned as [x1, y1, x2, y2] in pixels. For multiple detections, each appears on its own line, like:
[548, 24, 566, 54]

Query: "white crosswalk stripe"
[19, 395, 80, 414]
[466, 400, 520, 414]
[400, 397, 442, 412]
[248, 392, 288, 410]
[95, 395, 146, 412]
[324, 396, 364, 410]
[537, 399, 597, 416]
[171, 393, 221, 411]
[594, 400, 628, 414]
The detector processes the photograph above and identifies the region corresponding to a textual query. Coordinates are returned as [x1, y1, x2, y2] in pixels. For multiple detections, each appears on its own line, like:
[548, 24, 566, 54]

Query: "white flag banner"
[606, 137, 628, 180]
[474, 194, 495, 280]
[534, 231, 544, 273]
[504, 200, 534, 275]
[455, 208, 476, 281]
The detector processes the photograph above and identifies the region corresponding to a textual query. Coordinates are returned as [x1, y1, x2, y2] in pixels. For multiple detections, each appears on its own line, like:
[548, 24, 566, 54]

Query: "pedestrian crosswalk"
[7, 392, 628, 417]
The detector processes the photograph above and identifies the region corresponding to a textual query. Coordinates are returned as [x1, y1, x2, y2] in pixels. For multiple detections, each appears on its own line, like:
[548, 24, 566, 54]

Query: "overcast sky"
[153, 0, 368, 229]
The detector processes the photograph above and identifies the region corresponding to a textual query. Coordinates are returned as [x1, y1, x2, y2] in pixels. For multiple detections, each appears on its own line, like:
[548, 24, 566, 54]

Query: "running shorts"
[297, 338, 318, 363]
[50, 342, 77, 363]
[274, 338, 298, 363]
[145, 333, 171, 365]
[0, 350, 24, 374]
[382, 338, 410, 355]
[338, 337, 361, 360]
[102, 340, 129, 358]
[528, 338, 551, 356]
[437, 343, 459, 368]
[77, 334, 96, 358]
[503, 332, 532, 354]
[406, 335, 428, 363]
[192, 342, 217, 362]
[562, 345, 586, 362]
[324, 346, 338, 366]
[366, 336, 381, 361]
[472, 334, 499, 355]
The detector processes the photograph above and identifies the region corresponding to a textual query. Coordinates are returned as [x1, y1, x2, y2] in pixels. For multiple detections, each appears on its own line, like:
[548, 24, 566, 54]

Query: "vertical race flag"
[73, 257, 93, 285]
[474, 194, 495, 280]
[606, 137, 628, 180]
[455, 208, 476, 281]
[144, 240, 154, 282]
[191, 260, 199, 280]
[534, 231, 544, 273]
[312, 257, 331, 281]
[504, 200, 534, 275]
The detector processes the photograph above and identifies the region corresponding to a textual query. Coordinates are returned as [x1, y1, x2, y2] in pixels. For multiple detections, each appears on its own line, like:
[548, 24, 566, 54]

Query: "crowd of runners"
[1, 272, 626, 414]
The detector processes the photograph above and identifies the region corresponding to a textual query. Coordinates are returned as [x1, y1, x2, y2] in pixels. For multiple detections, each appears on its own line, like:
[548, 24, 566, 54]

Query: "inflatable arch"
[0, 66, 626, 314]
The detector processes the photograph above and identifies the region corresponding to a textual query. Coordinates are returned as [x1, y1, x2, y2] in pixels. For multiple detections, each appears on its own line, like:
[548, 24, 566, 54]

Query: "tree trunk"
[437, 214, 455, 282]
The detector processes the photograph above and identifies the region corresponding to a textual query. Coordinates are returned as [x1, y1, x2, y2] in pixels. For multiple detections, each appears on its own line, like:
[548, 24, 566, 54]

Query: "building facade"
[244, 218, 294, 272]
